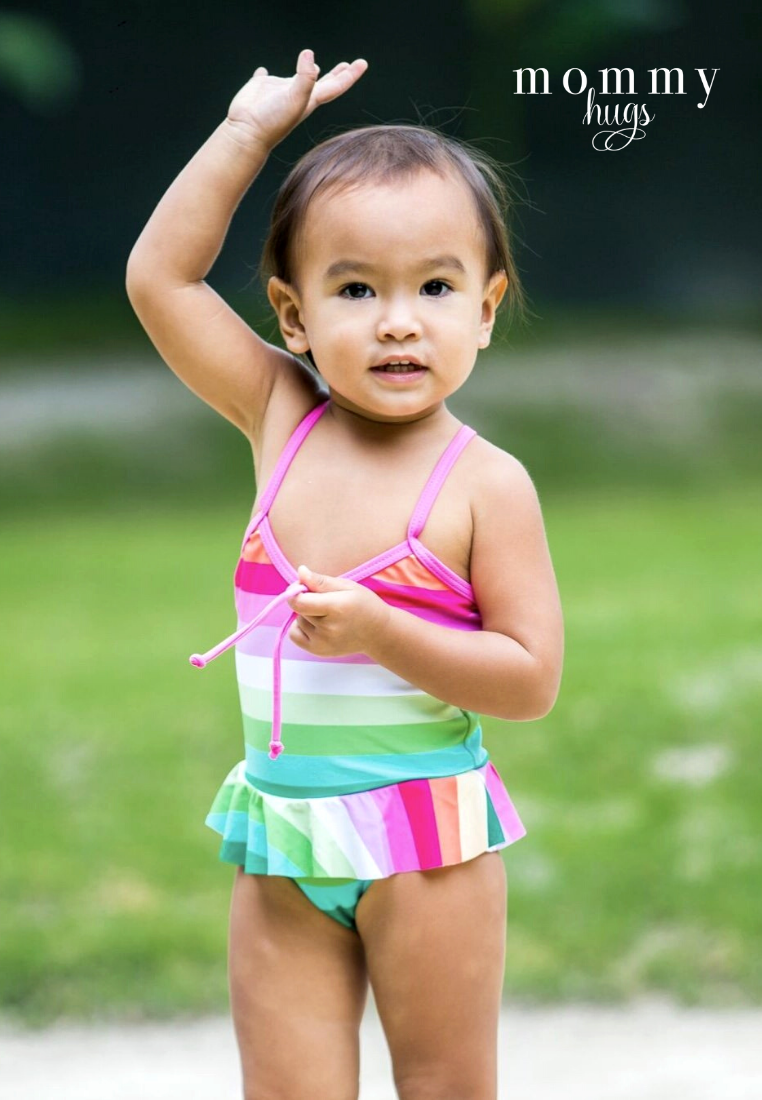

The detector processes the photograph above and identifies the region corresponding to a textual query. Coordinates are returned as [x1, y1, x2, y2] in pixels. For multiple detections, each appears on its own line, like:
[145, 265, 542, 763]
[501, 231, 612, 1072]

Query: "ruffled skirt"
[205, 759, 526, 878]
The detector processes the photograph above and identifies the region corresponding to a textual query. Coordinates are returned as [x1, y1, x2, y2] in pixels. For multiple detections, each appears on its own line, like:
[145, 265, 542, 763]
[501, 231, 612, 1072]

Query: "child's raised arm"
[125, 49, 367, 442]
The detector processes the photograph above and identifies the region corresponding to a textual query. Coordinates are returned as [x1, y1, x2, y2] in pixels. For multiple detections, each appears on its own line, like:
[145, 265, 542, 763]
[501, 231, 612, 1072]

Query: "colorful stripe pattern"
[202, 397, 527, 877]
[206, 758, 527, 878]
[231, 528, 490, 797]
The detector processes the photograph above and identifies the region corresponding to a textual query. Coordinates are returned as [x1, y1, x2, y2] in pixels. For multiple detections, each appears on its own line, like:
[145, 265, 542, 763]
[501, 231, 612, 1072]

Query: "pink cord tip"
[268, 741, 284, 760]
[189, 654, 206, 668]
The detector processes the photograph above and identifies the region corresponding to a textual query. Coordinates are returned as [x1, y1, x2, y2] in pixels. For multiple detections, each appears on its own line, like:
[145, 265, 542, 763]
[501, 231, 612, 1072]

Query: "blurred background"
[1, 0, 761, 1031]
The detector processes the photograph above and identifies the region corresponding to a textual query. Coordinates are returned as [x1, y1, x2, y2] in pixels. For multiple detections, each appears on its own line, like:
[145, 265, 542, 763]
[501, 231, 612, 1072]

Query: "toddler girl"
[126, 47, 563, 1100]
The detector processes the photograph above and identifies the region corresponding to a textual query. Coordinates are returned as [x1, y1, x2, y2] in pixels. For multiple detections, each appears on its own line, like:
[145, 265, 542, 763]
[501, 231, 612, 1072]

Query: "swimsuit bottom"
[292, 876, 374, 931]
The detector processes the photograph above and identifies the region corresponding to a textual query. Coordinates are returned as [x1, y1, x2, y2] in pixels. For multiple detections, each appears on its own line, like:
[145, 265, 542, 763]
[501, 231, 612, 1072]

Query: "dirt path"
[2, 993, 762, 1099]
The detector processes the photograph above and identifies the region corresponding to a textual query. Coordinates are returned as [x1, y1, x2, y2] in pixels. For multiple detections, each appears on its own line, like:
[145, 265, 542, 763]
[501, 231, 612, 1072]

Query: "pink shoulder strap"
[407, 424, 477, 541]
[257, 398, 330, 514]
[238, 397, 330, 553]
[255, 398, 329, 512]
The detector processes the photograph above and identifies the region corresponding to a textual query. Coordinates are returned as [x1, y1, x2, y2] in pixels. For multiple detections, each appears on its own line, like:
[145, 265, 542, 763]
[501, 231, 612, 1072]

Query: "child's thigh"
[228, 867, 369, 1100]
[354, 851, 507, 1100]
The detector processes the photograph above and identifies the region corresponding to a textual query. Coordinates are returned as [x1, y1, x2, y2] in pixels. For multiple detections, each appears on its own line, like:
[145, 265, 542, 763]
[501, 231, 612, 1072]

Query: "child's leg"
[228, 867, 369, 1100]
[354, 850, 507, 1100]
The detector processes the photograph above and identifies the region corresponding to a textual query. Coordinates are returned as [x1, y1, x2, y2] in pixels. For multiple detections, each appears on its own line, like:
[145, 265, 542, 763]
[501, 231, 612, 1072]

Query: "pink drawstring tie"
[189, 580, 308, 761]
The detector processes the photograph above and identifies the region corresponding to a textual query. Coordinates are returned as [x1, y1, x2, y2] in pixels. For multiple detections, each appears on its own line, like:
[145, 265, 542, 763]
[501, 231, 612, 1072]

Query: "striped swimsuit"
[192, 397, 526, 929]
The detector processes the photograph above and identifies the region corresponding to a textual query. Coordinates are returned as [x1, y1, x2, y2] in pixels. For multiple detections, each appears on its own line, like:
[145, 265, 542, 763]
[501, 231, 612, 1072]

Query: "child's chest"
[249, 441, 475, 584]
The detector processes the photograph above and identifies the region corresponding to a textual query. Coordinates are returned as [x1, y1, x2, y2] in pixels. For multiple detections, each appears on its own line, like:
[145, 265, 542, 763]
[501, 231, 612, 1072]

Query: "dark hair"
[259, 124, 530, 365]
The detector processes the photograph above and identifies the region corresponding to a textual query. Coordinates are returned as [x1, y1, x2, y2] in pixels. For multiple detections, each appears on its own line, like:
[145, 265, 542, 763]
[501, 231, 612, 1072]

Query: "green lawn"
[2, 309, 761, 1023]
[1, 485, 760, 1024]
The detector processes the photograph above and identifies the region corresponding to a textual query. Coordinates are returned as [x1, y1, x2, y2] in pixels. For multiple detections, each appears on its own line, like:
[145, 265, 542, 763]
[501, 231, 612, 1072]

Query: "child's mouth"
[371, 364, 428, 380]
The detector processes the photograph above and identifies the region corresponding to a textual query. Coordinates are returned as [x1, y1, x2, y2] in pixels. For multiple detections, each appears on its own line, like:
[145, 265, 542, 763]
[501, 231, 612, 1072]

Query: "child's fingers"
[288, 593, 327, 618]
[312, 60, 356, 94]
[295, 47, 320, 80]
[327, 58, 368, 82]
[312, 58, 368, 106]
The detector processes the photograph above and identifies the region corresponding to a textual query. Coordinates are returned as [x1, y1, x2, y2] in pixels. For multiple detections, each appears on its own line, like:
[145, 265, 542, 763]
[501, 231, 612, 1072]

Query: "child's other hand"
[286, 564, 390, 657]
[226, 48, 368, 152]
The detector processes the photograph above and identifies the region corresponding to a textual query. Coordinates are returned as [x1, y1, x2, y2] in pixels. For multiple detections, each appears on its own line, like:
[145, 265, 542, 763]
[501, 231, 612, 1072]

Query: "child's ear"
[267, 276, 310, 354]
[478, 270, 508, 349]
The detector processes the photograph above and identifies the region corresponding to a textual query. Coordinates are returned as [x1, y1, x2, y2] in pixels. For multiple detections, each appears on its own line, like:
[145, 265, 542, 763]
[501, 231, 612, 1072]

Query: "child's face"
[268, 169, 507, 422]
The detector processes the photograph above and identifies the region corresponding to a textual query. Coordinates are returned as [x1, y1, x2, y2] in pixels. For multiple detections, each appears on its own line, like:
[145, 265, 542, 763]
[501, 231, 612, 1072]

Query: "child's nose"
[376, 297, 423, 341]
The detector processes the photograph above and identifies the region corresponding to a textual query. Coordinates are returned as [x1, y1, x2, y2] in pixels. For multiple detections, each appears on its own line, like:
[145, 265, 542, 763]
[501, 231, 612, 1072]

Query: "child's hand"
[226, 48, 368, 152]
[286, 564, 390, 657]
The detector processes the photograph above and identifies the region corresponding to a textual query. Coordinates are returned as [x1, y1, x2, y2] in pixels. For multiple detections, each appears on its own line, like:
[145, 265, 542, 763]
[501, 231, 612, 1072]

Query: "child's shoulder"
[466, 435, 542, 527]
[467, 433, 535, 491]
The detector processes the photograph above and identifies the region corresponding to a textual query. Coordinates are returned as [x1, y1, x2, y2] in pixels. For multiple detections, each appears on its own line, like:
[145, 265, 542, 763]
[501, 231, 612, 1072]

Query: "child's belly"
[235, 645, 488, 797]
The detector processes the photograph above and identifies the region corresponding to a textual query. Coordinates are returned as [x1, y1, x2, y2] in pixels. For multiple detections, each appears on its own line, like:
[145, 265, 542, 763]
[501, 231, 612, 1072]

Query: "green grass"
[1, 486, 760, 1025]
[2, 310, 761, 1023]
[502, 485, 762, 1005]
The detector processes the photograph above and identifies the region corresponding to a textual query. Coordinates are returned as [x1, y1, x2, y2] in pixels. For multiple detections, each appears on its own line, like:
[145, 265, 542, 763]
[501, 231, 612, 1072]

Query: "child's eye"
[338, 280, 452, 300]
[421, 280, 452, 297]
[339, 283, 372, 299]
